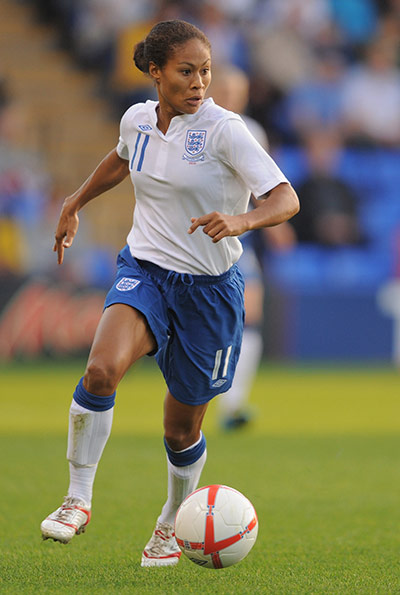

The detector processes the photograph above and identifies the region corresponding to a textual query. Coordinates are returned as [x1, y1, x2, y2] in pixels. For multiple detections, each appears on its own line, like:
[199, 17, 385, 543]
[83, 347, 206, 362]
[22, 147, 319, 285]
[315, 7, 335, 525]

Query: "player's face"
[151, 38, 211, 119]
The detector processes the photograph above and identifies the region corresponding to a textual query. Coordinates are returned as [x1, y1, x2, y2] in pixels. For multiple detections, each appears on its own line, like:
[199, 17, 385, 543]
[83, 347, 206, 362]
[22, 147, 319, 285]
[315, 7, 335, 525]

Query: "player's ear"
[149, 62, 161, 84]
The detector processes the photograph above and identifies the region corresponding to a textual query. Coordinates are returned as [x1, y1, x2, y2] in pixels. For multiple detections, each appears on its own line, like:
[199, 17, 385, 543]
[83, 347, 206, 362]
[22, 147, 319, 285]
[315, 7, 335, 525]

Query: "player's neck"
[156, 104, 179, 135]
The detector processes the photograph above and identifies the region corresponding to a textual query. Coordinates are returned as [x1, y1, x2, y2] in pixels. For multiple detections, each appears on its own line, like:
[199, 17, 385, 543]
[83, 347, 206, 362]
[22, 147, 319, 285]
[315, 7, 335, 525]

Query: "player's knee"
[164, 428, 199, 452]
[84, 361, 119, 396]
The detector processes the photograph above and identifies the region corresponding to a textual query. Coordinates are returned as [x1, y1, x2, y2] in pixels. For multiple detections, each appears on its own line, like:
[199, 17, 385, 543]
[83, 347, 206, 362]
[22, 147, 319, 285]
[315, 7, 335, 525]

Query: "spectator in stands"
[250, 19, 316, 98]
[195, 1, 250, 72]
[340, 38, 400, 147]
[292, 129, 364, 247]
[283, 50, 347, 143]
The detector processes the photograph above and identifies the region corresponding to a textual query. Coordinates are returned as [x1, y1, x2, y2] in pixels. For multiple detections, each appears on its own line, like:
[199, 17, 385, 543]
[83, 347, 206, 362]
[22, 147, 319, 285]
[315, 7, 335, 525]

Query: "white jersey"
[117, 98, 288, 275]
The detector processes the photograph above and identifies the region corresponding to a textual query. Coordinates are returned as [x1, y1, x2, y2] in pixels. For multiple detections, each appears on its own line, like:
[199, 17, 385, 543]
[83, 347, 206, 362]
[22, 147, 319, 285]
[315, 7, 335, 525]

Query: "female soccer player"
[40, 20, 299, 567]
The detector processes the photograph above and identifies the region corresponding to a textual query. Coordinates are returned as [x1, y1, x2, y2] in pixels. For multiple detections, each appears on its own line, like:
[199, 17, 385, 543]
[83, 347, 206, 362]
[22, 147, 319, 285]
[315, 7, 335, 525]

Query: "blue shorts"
[104, 246, 245, 405]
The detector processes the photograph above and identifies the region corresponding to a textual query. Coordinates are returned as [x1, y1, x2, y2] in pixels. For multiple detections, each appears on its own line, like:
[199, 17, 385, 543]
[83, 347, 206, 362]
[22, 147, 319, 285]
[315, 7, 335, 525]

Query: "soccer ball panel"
[174, 487, 208, 543]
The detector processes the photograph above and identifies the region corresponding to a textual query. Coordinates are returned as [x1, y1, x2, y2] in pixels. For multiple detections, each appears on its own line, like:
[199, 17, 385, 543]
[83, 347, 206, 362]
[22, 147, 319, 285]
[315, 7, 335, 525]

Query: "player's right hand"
[53, 205, 80, 265]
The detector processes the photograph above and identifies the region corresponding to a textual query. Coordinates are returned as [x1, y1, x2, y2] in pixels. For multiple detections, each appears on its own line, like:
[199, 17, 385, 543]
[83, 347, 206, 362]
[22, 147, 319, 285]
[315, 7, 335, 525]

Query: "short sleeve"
[116, 110, 130, 160]
[214, 117, 288, 198]
[116, 137, 129, 160]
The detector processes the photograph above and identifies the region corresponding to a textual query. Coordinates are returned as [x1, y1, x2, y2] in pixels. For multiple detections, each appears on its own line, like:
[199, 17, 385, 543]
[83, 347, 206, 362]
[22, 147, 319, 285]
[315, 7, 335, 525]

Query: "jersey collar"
[146, 98, 213, 138]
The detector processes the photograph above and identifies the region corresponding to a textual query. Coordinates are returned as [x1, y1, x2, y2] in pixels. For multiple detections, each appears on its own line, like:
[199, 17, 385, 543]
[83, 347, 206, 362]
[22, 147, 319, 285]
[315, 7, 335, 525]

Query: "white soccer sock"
[158, 450, 207, 526]
[219, 326, 263, 416]
[66, 399, 114, 506]
[68, 463, 97, 505]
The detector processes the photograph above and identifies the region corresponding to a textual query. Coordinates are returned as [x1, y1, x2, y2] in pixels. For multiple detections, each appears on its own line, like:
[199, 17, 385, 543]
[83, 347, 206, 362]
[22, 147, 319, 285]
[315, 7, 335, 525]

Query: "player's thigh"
[86, 303, 156, 388]
[163, 390, 208, 450]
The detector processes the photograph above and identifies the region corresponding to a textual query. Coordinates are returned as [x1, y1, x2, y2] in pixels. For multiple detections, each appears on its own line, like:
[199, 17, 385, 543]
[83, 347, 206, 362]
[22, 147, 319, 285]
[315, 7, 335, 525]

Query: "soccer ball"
[174, 484, 258, 569]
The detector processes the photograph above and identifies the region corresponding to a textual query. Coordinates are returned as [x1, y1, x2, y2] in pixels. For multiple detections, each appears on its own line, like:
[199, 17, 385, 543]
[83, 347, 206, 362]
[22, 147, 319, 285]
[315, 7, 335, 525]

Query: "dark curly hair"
[133, 20, 211, 73]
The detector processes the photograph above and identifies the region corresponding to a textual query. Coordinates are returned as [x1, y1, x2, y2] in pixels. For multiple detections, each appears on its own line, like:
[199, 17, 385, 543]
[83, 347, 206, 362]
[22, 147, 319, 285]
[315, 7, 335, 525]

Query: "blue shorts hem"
[164, 375, 234, 406]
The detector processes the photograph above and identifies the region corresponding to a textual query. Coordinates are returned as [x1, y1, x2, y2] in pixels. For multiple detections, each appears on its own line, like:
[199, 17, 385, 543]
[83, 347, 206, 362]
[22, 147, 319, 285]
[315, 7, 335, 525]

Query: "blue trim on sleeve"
[164, 433, 206, 467]
[73, 377, 116, 412]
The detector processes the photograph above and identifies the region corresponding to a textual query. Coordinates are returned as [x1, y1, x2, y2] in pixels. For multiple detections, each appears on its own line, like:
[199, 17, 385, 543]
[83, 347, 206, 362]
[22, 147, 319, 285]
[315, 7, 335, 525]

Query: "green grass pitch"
[1, 361, 400, 593]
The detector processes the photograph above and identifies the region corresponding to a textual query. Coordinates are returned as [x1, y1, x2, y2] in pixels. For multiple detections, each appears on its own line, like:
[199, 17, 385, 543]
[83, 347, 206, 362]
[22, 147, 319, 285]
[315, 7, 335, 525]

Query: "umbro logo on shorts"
[116, 277, 141, 291]
[212, 379, 227, 388]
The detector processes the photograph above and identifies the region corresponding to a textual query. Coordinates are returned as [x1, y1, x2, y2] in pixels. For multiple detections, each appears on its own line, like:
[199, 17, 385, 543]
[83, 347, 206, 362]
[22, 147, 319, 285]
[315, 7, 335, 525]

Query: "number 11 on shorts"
[212, 345, 232, 386]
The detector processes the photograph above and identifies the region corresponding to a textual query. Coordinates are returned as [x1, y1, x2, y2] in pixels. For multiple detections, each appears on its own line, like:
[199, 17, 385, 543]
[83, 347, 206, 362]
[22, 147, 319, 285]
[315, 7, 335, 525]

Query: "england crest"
[116, 277, 141, 291]
[185, 130, 207, 156]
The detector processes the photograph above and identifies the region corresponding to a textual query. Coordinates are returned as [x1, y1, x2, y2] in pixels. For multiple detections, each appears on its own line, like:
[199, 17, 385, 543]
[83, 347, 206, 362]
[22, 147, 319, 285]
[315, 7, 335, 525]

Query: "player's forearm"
[65, 149, 130, 212]
[244, 183, 299, 231]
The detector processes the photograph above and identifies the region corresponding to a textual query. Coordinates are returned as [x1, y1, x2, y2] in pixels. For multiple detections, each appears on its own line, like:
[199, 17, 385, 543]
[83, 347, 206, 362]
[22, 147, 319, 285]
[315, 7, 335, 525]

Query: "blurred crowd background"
[1, 0, 400, 363]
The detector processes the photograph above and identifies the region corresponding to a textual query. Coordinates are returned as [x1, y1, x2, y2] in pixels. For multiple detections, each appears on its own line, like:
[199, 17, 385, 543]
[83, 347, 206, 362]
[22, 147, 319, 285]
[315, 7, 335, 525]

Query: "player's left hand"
[188, 212, 247, 243]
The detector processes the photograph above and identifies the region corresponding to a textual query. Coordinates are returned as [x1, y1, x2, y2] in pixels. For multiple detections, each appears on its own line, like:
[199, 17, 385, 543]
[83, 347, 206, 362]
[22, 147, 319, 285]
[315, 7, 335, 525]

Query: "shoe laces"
[147, 523, 178, 554]
[55, 496, 87, 522]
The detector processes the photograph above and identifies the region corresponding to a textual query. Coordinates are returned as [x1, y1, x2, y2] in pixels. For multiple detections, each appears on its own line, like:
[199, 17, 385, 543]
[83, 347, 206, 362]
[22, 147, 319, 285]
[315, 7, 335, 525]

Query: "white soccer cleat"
[141, 521, 182, 567]
[40, 496, 91, 544]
